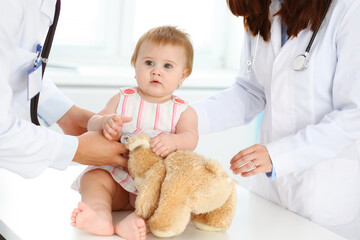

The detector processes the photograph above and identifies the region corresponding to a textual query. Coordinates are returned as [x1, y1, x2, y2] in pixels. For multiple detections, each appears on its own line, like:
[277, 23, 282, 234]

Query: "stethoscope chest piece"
[293, 54, 308, 71]
[120, 132, 133, 143]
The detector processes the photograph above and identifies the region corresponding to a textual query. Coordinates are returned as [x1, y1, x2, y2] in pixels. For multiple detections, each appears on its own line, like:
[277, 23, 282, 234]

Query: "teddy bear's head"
[125, 134, 163, 189]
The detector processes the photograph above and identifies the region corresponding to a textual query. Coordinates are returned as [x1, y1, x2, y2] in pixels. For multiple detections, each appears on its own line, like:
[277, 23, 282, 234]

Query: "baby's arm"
[88, 93, 131, 141]
[151, 106, 198, 157]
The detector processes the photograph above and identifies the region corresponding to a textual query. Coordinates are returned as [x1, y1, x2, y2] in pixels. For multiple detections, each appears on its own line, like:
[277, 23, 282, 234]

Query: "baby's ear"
[179, 68, 189, 87]
[183, 68, 190, 77]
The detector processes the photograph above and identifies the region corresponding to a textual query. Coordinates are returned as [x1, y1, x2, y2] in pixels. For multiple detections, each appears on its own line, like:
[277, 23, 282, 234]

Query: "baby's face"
[134, 40, 189, 103]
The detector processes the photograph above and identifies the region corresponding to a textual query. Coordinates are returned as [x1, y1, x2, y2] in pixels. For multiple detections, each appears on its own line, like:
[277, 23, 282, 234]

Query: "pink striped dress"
[71, 87, 188, 194]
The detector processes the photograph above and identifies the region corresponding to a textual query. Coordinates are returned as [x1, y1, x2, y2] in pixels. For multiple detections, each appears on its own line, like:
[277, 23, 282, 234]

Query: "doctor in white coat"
[193, 0, 360, 239]
[0, 0, 130, 178]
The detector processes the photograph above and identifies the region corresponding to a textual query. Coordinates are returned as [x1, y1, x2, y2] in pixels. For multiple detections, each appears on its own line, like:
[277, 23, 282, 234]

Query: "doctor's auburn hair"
[131, 26, 194, 77]
[226, 0, 333, 41]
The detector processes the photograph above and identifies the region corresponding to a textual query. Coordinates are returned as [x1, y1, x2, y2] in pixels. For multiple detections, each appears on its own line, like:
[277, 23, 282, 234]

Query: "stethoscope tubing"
[304, 0, 332, 54]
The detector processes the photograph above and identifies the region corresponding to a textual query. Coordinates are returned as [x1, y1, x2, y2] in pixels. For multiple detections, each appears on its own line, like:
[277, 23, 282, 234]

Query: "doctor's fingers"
[98, 141, 129, 167]
[230, 150, 257, 168]
[240, 165, 266, 177]
[74, 131, 128, 167]
[230, 149, 272, 175]
[235, 157, 272, 176]
[231, 159, 257, 175]
[110, 150, 129, 168]
[231, 158, 271, 176]
[230, 144, 262, 164]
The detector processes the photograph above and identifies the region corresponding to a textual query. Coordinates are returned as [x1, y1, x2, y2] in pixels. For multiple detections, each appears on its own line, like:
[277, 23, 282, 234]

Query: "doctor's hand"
[57, 105, 94, 136]
[230, 144, 272, 177]
[73, 131, 129, 167]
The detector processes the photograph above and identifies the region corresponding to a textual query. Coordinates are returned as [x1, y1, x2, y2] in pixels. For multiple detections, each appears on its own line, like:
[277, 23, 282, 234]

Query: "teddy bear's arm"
[135, 160, 166, 219]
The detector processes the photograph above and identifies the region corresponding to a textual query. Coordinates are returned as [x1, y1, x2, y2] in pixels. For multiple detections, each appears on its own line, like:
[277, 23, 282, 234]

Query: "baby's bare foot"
[70, 201, 114, 236]
[115, 212, 146, 240]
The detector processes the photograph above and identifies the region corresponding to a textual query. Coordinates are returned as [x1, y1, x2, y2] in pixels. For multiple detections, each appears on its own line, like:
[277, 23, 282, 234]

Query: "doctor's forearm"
[57, 105, 94, 135]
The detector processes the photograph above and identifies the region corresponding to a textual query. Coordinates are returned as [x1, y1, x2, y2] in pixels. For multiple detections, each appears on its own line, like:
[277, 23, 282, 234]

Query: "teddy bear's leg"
[191, 184, 237, 231]
[147, 185, 192, 237]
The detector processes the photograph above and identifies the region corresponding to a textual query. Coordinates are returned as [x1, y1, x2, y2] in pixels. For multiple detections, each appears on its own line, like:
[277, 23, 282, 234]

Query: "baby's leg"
[115, 211, 147, 240]
[71, 169, 130, 236]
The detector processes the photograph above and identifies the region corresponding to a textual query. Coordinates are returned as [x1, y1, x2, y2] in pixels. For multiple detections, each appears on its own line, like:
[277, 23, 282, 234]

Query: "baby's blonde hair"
[131, 26, 194, 77]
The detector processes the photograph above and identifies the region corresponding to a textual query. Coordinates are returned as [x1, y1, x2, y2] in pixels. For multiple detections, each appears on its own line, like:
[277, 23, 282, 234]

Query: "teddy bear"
[125, 134, 237, 238]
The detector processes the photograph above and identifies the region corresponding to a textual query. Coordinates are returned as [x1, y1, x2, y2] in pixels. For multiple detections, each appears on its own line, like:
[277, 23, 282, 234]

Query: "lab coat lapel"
[40, 0, 57, 24]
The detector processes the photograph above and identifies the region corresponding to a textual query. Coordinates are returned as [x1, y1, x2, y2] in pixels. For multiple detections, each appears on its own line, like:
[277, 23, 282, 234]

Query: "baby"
[70, 26, 198, 240]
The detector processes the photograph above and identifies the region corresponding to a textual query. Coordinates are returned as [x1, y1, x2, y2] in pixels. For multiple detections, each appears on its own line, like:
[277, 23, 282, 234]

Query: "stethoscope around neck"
[247, 0, 331, 73]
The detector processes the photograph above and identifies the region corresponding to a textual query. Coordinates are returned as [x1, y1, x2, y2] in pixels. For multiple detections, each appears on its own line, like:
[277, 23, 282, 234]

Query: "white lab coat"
[0, 0, 78, 178]
[193, 0, 360, 239]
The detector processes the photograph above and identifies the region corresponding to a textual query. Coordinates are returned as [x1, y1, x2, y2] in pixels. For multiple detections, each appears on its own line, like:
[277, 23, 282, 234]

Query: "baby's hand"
[102, 115, 131, 141]
[151, 134, 177, 157]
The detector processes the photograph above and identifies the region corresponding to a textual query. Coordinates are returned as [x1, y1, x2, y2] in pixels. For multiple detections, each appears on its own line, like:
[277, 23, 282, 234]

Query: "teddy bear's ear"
[125, 134, 151, 151]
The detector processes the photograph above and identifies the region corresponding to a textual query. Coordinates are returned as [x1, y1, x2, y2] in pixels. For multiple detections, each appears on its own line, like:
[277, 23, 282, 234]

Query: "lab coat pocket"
[311, 157, 360, 227]
[15, 46, 37, 63]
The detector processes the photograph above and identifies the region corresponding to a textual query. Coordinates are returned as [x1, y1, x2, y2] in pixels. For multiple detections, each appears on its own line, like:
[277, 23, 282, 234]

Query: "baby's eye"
[145, 60, 154, 66]
[164, 63, 173, 69]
